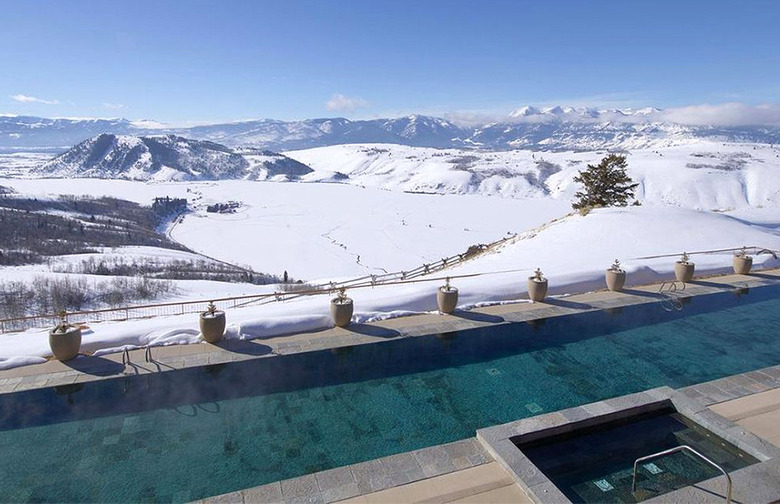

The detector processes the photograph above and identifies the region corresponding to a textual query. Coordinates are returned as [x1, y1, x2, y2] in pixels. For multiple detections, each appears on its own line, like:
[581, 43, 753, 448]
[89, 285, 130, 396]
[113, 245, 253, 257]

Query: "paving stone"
[412, 444, 456, 477]
[466, 451, 488, 466]
[560, 406, 591, 423]
[202, 491, 243, 503]
[380, 451, 422, 476]
[351, 459, 392, 494]
[581, 400, 619, 417]
[442, 439, 482, 460]
[760, 366, 780, 380]
[281, 474, 320, 500]
[285, 494, 324, 504]
[387, 467, 426, 487]
[320, 482, 360, 503]
[241, 482, 282, 503]
[316, 466, 355, 492]
[379, 452, 426, 487]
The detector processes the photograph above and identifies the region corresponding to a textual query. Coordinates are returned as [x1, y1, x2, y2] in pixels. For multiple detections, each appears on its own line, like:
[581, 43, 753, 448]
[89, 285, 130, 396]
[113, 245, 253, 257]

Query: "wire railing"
[0, 233, 519, 334]
[0, 242, 777, 335]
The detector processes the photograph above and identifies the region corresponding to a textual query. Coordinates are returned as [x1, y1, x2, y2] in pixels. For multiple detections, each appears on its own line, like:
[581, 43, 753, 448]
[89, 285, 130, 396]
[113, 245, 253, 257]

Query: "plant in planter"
[437, 277, 459, 314]
[733, 247, 753, 275]
[674, 252, 695, 283]
[199, 301, 226, 343]
[527, 268, 548, 302]
[49, 310, 82, 361]
[330, 287, 354, 328]
[605, 259, 626, 292]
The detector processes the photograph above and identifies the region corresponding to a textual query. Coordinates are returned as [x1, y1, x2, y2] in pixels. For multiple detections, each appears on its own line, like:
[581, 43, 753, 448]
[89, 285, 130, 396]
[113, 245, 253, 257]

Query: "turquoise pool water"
[1, 284, 780, 502]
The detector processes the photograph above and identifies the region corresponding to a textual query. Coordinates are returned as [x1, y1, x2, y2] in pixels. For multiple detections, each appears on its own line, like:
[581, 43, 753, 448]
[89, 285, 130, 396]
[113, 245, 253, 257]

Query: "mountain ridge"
[3, 109, 780, 152]
[38, 134, 314, 181]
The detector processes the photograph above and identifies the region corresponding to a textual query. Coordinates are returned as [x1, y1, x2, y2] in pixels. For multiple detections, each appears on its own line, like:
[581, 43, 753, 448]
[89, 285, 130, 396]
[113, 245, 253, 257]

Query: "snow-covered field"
[0, 177, 568, 280]
[1, 140, 780, 369]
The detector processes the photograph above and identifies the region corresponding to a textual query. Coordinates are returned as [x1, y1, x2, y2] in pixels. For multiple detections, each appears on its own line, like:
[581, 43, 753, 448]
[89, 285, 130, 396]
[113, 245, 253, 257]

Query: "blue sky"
[2, 0, 779, 123]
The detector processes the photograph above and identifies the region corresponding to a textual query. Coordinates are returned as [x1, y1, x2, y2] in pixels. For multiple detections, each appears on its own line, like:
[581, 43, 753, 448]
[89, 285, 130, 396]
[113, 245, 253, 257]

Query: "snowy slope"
[286, 142, 780, 209]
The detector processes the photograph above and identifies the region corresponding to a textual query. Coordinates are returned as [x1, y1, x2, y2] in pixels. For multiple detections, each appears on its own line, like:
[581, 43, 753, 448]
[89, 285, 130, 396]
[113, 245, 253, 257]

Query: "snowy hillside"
[286, 142, 780, 209]
[36, 134, 312, 181]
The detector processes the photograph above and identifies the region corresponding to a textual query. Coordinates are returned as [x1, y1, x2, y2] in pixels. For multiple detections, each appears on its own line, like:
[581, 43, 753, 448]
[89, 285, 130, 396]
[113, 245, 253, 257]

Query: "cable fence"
[1, 241, 776, 335]
[0, 233, 519, 334]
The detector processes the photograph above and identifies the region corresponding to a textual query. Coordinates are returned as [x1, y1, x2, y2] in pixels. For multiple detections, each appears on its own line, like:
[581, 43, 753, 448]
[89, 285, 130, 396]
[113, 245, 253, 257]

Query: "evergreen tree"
[572, 154, 639, 210]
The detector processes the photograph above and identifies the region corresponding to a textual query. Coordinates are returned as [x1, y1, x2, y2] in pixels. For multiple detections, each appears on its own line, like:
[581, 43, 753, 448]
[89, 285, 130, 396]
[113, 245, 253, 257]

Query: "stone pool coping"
[1, 269, 778, 395]
[477, 370, 780, 504]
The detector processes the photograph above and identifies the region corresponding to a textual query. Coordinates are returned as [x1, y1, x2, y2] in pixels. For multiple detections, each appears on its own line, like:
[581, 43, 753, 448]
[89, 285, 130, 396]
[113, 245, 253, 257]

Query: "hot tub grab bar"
[632, 444, 732, 503]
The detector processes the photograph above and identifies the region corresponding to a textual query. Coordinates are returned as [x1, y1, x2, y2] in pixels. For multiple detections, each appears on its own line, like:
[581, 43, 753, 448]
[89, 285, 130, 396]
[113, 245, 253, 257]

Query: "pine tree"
[571, 154, 639, 210]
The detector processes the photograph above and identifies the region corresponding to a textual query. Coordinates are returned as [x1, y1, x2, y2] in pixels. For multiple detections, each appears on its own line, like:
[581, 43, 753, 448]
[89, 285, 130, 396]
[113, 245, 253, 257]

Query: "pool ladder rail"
[632, 444, 732, 503]
[656, 281, 688, 312]
[121, 346, 154, 366]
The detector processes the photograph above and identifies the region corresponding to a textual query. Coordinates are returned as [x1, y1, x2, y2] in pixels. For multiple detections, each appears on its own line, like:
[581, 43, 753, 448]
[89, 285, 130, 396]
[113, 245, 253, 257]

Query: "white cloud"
[326, 93, 369, 112]
[659, 103, 780, 127]
[11, 94, 59, 105]
[102, 102, 125, 110]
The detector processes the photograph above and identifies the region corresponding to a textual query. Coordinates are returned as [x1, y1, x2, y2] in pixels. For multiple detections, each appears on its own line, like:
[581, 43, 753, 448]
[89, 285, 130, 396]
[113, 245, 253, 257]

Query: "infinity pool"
[1, 284, 780, 502]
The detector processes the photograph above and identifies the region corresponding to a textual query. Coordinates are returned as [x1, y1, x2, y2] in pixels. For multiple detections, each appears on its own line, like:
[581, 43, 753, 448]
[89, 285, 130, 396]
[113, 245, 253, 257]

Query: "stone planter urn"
[199, 301, 226, 343]
[733, 247, 753, 275]
[605, 259, 626, 292]
[527, 268, 548, 303]
[330, 288, 354, 328]
[437, 277, 458, 314]
[674, 252, 695, 283]
[49, 310, 82, 361]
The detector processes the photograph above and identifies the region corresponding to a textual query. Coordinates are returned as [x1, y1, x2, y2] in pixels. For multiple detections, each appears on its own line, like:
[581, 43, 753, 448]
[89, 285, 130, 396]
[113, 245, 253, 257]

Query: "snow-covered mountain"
[0, 116, 136, 150]
[36, 134, 312, 181]
[4, 109, 780, 152]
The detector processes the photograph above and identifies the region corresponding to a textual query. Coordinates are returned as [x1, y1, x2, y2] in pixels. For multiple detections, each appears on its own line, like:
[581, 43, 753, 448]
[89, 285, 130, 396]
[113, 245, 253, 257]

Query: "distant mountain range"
[2, 107, 780, 152]
[38, 134, 313, 181]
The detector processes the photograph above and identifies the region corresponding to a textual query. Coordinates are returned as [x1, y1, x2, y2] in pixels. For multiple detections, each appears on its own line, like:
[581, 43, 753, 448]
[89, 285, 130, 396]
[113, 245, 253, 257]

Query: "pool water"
[517, 408, 758, 503]
[1, 284, 780, 502]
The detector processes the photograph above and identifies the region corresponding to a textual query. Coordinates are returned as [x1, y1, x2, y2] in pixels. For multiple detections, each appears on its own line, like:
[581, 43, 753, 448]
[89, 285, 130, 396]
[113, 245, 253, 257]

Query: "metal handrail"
[632, 444, 732, 503]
